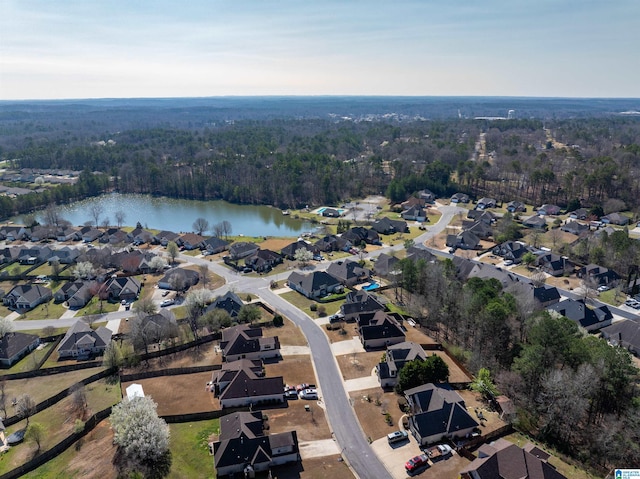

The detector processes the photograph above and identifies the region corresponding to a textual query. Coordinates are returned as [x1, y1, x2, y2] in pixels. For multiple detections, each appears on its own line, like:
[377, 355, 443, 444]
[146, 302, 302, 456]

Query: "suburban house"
[341, 227, 381, 246]
[601, 212, 630, 226]
[177, 233, 206, 250]
[467, 210, 496, 225]
[54, 281, 95, 309]
[560, 220, 589, 235]
[104, 276, 141, 301]
[28, 226, 55, 242]
[401, 205, 427, 222]
[406, 246, 437, 263]
[314, 234, 351, 252]
[202, 236, 230, 255]
[450, 193, 470, 204]
[112, 250, 157, 273]
[568, 208, 589, 220]
[210, 358, 264, 395]
[287, 271, 343, 299]
[0, 332, 40, 368]
[57, 320, 113, 359]
[229, 242, 260, 260]
[0, 247, 20, 265]
[377, 341, 426, 388]
[371, 217, 408, 235]
[212, 411, 299, 477]
[358, 311, 405, 349]
[244, 249, 283, 273]
[0, 225, 29, 242]
[128, 228, 154, 245]
[280, 240, 320, 260]
[459, 438, 567, 479]
[492, 241, 533, 264]
[18, 246, 54, 264]
[522, 215, 548, 230]
[401, 196, 426, 209]
[536, 253, 572, 277]
[100, 228, 131, 245]
[547, 298, 613, 332]
[476, 198, 497, 210]
[601, 320, 640, 357]
[537, 204, 561, 216]
[218, 369, 285, 408]
[322, 207, 342, 218]
[454, 259, 521, 290]
[2, 284, 52, 311]
[158, 268, 199, 291]
[416, 189, 435, 202]
[577, 264, 621, 287]
[373, 253, 400, 278]
[136, 313, 179, 345]
[153, 230, 180, 246]
[506, 201, 526, 213]
[463, 220, 493, 239]
[55, 226, 79, 242]
[80, 226, 104, 243]
[533, 286, 561, 308]
[446, 230, 481, 250]
[326, 259, 371, 287]
[47, 246, 80, 264]
[341, 290, 386, 322]
[206, 291, 245, 318]
[405, 383, 478, 446]
[220, 325, 280, 362]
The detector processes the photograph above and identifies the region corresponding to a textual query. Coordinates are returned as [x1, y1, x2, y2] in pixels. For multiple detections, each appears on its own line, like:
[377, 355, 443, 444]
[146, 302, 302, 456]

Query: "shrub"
[272, 314, 284, 327]
[317, 305, 327, 317]
[310, 303, 318, 312]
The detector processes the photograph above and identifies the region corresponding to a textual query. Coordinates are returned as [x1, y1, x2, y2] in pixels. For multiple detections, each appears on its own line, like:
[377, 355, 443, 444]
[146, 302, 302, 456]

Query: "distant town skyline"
[1, 0, 639, 100]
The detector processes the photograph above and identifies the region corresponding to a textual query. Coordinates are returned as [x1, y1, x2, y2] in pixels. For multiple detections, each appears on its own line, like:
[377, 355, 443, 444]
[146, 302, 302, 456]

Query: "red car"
[405, 454, 429, 473]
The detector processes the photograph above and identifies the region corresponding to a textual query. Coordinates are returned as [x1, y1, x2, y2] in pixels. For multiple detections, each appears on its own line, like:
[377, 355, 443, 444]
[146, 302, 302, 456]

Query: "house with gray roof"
[460, 438, 567, 479]
[220, 325, 280, 362]
[522, 215, 548, 230]
[3, 284, 52, 311]
[228, 241, 260, 260]
[48, 246, 80, 264]
[206, 291, 244, 318]
[218, 369, 285, 409]
[212, 411, 299, 477]
[202, 236, 229, 254]
[341, 290, 386, 322]
[450, 192, 470, 204]
[105, 276, 141, 301]
[373, 253, 400, 278]
[326, 259, 371, 287]
[560, 220, 589, 236]
[377, 341, 426, 388]
[547, 298, 613, 332]
[0, 332, 39, 368]
[371, 217, 408, 235]
[601, 212, 629, 226]
[280, 240, 320, 260]
[401, 205, 427, 222]
[210, 359, 264, 396]
[405, 383, 478, 446]
[358, 311, 405, 349]
[601, 320, 640, 357]
[446, 230, 481, 250]
[152, 230, 180, 246]
[287, 271, 343, 299]
[54, 281, 95, 309]
[158, 268, 199, 291]
[57, 321, 113, 359]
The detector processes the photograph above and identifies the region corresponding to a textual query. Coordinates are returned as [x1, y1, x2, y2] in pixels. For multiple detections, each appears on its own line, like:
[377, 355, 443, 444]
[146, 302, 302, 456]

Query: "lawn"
[15, 300, 67, 320]
[167, 419, 219, 479]
[0, 342, 55, 375]
[28, 263, 58, 277]
[280, 291, 343, 318]
[75, 297, 120, 316]
[2, 367, 106, 405]
[598, 288, 625, 306]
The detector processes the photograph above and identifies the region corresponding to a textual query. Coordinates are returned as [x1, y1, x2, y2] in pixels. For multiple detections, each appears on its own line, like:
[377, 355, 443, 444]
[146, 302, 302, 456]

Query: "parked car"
[285, 389, 299, 399]
[298, 388, 318, 400]
[387, 430, 409, 445]
[160, 299, 175, 307]
[329, 312, 345, 323]
[597, 285, 611, 292]
[503, 259, 514, 266]
[295, 383, 315, 392]
[405, 454, 429, 474]
[425, 444, 453, 461]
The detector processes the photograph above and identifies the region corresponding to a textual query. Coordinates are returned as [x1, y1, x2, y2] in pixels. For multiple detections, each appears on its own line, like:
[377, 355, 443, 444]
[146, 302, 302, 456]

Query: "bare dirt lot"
[457, 389, 507, 436]
[264, 354, 315, 389]
[324, 321, 359, 343]
[262, 318, 308, 347]
[267, 400, 332, 442]
[260, 238, 296, 252]
[66, 420, 118, 479]
[271, 454, 354, 479]
[121, 371, 220, 416]
[350, 387, 404, 442]
[121, 341, 223, 374]
[336, 351, 382, 381]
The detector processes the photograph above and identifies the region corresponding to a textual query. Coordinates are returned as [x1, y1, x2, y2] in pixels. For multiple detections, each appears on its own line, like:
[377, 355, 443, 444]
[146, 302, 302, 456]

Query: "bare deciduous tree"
[16, 394, 36, 426]
[192, 217, 209, 235]
[115, 210, 126, 228]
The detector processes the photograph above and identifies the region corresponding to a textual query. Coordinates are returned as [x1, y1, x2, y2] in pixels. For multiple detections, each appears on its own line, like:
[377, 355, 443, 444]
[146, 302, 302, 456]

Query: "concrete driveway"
[298, 439, 341, 459]
[370, 435, 422, 479]
[331, 337, 365, 355]
[281, 345, 311, 356]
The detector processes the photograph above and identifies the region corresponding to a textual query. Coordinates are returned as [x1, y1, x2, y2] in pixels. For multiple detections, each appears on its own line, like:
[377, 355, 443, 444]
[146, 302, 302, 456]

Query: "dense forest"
[3, 117, 640, 212]
[399, 262, 640, 471]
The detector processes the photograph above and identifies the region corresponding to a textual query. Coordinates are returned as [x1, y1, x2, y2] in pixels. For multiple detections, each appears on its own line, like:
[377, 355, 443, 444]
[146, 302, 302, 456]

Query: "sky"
[1, 0, 639, 100]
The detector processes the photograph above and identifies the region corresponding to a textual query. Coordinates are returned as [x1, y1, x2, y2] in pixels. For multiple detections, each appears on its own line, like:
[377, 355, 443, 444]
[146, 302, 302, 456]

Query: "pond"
[23, 193, 315, 237]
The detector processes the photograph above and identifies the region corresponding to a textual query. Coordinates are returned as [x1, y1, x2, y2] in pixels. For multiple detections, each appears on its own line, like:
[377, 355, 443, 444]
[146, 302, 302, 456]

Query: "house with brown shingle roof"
[220, 325, 280, 362]
[459, 438, 567, 479]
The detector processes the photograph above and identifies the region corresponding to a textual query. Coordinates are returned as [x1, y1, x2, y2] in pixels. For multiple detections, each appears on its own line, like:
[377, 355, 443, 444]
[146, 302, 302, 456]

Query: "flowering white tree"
[148, 256, 167, 272]
[110, 396, 170, 463]
[72, 261, 96, 280]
